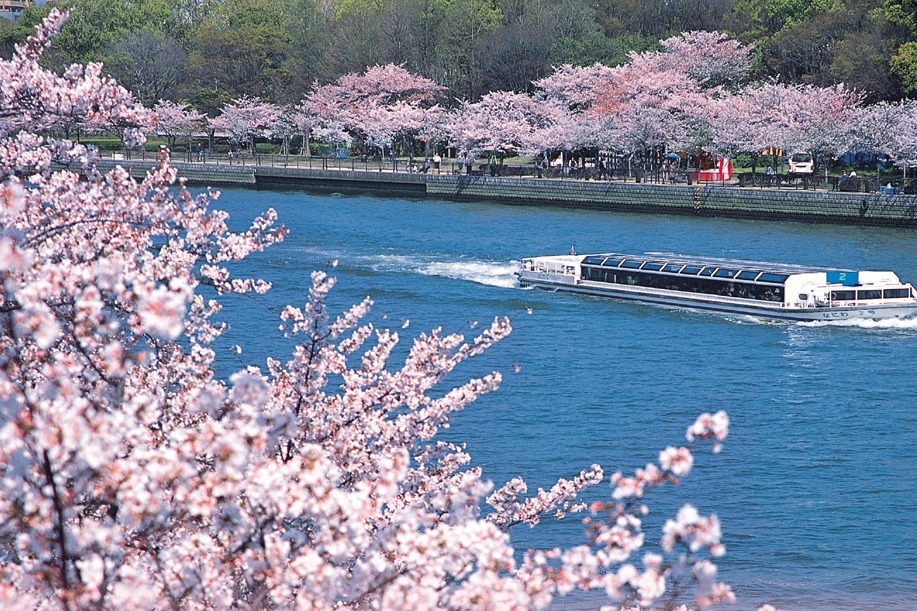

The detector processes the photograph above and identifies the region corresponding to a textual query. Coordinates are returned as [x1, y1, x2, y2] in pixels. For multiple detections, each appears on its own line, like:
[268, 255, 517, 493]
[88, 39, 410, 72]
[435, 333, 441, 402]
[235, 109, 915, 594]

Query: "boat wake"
[354, 253, 519, 288]
[797, 317, 917, 330]
[415, 260, 519, 288]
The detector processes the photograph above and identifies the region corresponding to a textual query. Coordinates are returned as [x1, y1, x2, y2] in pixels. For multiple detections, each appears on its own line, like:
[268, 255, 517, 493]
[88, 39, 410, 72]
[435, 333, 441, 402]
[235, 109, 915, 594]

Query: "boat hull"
[518, 273, 917, 322]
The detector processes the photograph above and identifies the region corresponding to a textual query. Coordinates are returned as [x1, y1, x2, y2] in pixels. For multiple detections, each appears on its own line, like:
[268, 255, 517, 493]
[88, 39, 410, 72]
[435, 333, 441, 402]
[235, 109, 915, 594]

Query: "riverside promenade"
[96, 158, 917, 229]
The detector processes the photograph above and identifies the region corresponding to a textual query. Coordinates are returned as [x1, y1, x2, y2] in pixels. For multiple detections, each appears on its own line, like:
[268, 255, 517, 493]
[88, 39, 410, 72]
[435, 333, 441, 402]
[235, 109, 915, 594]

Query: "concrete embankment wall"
[96, 159, 258, 186]
[95, 160, 917, 228]
[426, 175, 917, 227]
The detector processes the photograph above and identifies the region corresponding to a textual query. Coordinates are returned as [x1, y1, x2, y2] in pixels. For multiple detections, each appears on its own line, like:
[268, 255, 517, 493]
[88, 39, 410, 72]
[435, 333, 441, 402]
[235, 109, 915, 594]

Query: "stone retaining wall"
[256, 166, 426, 196]
[92, 161, 917, 228]
[97, 160, 256, 185]
[425, 175, 917, 227]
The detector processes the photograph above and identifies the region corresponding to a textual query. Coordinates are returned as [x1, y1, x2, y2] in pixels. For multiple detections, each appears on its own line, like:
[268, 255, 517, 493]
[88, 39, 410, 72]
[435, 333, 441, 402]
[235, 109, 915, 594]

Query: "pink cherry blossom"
[659, 446, 694, 477]
[153, 100, 206, 148]
[302, 64, 446, 151]
[210, 96, 281, 150]
[0, 12, 741, 611]
[656, 31, 754, 89]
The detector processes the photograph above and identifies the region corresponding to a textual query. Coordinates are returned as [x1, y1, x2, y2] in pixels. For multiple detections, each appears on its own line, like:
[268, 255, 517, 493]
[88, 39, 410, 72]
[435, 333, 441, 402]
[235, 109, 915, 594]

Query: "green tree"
[376, 0, 449, 77]
[320, 0, 386, 79]
[478, 0, 605, 93]
[45, 0, 178, 66]
[186, 0, 290, 101]
[830, 27, 903, 101]
[592, 0, 734, 39]
[890, 40, 917, 92]
[728, 0, 844, 39]
[437, 0, 502, 99]
[885, 0, 917, 34]
[758, 7, 856, 82]
[0, 3, 52, 59]
[103, 30, 188, 106]
[281, 0, 332, 96]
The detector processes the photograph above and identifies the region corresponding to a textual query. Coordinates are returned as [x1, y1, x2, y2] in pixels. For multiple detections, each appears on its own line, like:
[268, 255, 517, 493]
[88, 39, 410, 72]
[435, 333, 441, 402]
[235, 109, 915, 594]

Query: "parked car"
[787, 152, 814, 176]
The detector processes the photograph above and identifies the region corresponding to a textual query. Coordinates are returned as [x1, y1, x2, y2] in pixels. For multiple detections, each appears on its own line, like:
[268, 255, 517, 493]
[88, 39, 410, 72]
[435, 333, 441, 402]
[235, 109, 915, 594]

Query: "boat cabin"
[520, 252, 917, 308]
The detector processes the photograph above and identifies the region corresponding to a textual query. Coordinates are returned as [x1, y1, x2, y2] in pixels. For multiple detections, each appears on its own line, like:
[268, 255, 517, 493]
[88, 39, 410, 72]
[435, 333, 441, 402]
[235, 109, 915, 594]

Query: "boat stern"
[518, 254, 584, 287]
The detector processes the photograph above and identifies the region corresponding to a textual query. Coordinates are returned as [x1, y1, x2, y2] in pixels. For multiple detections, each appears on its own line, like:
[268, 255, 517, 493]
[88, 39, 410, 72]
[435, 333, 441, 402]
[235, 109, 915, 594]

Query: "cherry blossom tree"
[706, 90, 787, 176]
[533, 63, 616, 113]
[845, 99, 917, 180]
[0, 9, 153, 149]
[265, 105, 301, 157]
[848, 102, 899, 159]
[846, 100, 917, 175]
[584, 60, 720, 163]
[892, 100, 917, 170]
[153, 100, 206, 152]
[291, 100, 351, 157]
[210, 96, 281, 153]
[656, 31, 754, 90]
[357, 101, 443, 155]
[533, 33, 750, 160]
[530, 64, 616, 160]
[302, 64, 447, 155]
[289, 102, 316, 156]
[1, 12, 742, 611]
[747, 83, 863, 174]
[447, 91, 573, 158]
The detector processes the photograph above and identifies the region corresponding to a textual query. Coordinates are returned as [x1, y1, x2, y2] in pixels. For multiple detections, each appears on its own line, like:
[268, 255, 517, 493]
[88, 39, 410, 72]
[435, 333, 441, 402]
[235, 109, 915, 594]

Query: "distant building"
[1, 0, 33, 20]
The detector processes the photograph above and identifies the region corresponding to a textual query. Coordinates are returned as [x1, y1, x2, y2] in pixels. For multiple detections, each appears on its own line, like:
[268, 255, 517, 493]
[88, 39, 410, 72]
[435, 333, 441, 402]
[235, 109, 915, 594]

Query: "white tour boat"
[517, 251, 917, 321]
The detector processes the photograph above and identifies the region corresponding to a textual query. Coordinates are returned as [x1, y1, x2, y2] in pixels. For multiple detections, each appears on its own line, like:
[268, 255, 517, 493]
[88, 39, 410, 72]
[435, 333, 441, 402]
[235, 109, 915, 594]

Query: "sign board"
[827, 271, 858, 286]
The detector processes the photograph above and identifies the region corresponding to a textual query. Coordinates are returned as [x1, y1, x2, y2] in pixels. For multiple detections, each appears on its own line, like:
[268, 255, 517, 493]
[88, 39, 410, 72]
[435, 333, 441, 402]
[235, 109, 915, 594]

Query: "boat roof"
[579, 252, 856, 276]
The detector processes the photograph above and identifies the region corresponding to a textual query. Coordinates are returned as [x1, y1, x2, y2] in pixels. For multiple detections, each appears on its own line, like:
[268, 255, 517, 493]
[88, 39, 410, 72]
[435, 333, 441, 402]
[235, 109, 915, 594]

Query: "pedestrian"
[432, 151, 442, 173]
[196, 142, 204, 162]
[457, 151, 466, 174]
[228, 149, 234, 164]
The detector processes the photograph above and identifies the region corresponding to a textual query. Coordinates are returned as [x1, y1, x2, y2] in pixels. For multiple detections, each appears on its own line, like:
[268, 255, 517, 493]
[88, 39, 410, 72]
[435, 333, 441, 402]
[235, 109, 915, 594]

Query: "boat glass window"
[585, 268, 788, 302]
[663, 263, 685, 273]
[602, 258, 623, 267]
[758, 273, 789, 284]
[699, 268, 715, 276]
[831, 290, 855, 300]
[714, 268, 738, 278]
[857, 290, 882, 300]
[621, 260, 643, 269]
[737, 270, 760, 280]
[679, 266, 702, 275]
[642, 262, 664, 271]
[883, 288, 911, 299]
[582, 256, 605, 265]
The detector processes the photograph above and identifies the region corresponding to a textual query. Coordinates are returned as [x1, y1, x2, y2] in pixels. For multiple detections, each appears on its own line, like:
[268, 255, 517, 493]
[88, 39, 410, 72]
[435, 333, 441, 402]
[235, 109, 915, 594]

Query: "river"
[211, 187, 917, 610]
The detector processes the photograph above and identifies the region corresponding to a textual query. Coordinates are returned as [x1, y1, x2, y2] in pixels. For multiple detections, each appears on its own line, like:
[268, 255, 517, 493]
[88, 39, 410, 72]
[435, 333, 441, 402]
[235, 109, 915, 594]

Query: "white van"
[788, 152, 814, 175]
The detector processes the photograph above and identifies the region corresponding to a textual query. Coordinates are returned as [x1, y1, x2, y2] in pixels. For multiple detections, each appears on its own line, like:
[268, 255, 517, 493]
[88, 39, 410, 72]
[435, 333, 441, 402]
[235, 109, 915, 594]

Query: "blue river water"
[211, 187, 916, 610]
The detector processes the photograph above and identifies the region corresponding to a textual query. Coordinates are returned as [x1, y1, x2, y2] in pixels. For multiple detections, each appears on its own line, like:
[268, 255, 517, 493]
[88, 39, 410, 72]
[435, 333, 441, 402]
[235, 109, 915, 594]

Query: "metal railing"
[106, 150, 915, 194]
